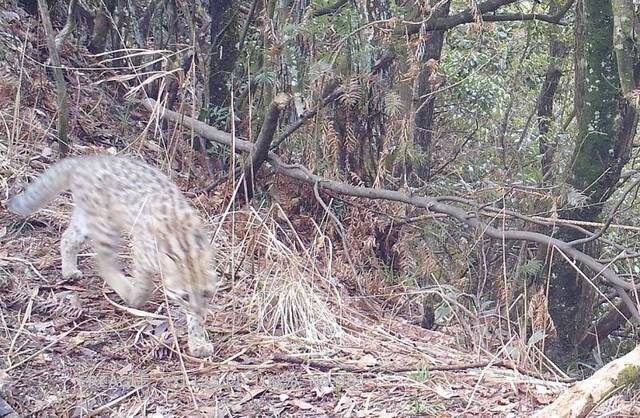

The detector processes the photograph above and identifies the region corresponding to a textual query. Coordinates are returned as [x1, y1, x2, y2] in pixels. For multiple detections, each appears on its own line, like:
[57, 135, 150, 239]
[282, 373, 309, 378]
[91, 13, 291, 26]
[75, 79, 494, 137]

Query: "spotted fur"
[7, 155, 218, 357]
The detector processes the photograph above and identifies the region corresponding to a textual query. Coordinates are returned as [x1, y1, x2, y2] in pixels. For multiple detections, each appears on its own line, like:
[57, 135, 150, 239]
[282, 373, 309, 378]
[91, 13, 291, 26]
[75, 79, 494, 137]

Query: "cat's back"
[70, 155, 188, 217]
[72, 155, 174, 189]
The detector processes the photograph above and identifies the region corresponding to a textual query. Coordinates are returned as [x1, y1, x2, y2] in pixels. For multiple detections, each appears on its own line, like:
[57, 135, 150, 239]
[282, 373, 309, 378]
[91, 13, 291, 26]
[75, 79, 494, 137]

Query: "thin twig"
[86, 386, 144, 417]
[3, 323, 85, 373]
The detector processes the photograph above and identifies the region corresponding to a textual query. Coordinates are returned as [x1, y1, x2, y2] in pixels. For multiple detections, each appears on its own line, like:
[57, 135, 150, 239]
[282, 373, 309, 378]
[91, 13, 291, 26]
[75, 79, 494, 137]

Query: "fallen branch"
[141, 98, 640, 323]
[272, 353, 576, 382]
[86, 386, 145, 417]
[534, 344, 640, 417]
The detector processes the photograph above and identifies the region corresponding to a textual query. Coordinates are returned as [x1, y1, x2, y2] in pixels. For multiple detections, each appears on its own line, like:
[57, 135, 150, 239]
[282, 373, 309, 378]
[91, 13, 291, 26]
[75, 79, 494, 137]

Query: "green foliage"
[383, 91, 403, 116]
[521, 259, 543, 277]
[254, 71, 277, 88]
[408, 365, 430, 383]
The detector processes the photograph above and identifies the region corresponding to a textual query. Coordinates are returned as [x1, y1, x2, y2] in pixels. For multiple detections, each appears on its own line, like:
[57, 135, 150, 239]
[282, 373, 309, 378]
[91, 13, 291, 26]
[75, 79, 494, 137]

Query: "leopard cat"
[7, 155, 218, 357]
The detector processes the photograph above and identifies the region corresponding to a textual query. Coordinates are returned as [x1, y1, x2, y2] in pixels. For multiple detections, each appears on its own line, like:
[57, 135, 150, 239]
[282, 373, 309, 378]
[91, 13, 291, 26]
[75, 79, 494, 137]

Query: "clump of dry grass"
[251, 251, 343, 341]
[210, 206, 345, 343]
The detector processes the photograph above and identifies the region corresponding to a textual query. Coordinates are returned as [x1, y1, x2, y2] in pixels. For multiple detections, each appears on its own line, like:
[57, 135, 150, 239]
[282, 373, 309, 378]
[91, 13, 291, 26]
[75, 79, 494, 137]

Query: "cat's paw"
[189, 340, 214, 358]
[125, 282, 152, 308]
[62, 269, 83, 279]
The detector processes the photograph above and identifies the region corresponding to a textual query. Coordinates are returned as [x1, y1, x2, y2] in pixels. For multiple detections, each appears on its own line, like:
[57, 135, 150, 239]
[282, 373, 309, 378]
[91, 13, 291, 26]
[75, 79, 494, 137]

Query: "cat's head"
[159, 229, 219, 316]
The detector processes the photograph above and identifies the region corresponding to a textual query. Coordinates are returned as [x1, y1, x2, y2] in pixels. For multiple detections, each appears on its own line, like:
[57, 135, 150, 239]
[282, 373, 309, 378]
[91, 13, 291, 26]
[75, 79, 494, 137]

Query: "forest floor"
[1, 4, 639, 417]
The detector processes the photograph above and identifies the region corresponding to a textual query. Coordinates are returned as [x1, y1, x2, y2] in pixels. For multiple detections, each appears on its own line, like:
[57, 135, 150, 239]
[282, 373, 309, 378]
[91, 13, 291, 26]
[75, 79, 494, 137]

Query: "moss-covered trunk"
[548, 0, 635, 358]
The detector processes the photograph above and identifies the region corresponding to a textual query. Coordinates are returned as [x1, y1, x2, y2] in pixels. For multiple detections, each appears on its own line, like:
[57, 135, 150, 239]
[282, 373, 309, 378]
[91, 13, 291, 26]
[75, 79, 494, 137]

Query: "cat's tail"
[7, 157, 81, 217]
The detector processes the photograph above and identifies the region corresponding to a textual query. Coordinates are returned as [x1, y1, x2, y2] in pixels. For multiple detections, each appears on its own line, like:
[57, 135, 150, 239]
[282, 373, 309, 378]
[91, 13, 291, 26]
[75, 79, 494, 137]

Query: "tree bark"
[37, 0, 70, 156]
[87, 0, 116, 54]
[534, 344, 640, 418]
[410, 1, 451, 182]
[547, 0, 637, 359]
[208, 0, 238, 122]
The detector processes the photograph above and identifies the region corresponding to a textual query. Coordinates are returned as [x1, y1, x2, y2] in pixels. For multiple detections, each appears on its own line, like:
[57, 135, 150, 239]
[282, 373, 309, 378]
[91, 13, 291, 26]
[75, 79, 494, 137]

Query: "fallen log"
[534, 344, 640, 418]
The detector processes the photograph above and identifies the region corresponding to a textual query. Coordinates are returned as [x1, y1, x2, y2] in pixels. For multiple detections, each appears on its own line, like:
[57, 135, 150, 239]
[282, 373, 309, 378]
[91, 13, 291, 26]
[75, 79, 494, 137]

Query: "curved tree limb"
[570, 177, 640, 247]
[312, 0, 349, 17]
[142, 98, 640, 323]
[398, 0, 574, 36]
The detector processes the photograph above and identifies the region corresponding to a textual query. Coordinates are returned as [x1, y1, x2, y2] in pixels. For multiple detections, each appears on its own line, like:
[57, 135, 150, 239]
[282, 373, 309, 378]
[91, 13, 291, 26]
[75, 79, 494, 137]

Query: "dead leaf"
[532, 384, 556, 405]
[234, 386, 266, 408]
[198, 406, 228, 417]
[153, 320, 169, 336]
[292, 399, 314, 410]
[290, 398, 326, 413]
[118, 364, 133, 375]
[40, 146, 53, 158]
[315, 385, 334, 398]
[27, 321, 54, 333]
[68, 331, 92, 347]
[334, 394, 356, 413]
[355, 353, 377, 368]
[433, 385, 456, 400]
[54, 291, 82, 308]
[278, 394, 290, 402]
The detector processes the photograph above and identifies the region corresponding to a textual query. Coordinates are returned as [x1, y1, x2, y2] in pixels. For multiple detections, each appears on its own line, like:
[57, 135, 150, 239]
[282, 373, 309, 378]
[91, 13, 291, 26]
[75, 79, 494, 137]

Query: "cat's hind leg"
[60, 208, 89, 279]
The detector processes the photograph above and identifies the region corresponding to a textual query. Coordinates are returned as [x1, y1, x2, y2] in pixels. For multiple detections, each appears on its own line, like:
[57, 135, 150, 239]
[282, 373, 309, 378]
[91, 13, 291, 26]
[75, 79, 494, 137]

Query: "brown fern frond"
[345, 125, 358, 154]
[339, 76, 363, 107]
[322, 119, 340, 165]
[528, 288, 557, 341]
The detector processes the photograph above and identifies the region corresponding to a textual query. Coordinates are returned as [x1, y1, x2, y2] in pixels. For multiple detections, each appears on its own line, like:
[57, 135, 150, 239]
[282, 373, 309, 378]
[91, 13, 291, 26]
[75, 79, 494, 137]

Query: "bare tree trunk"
[537, 1, 566, 186]
[37, 0, 70, 156]
[239, 93, 290, 200]
[88, 0, 116, 54]
[208, 0, 238, 123]
[547, 0, 637, 361]
[410, 1, 451, 183]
